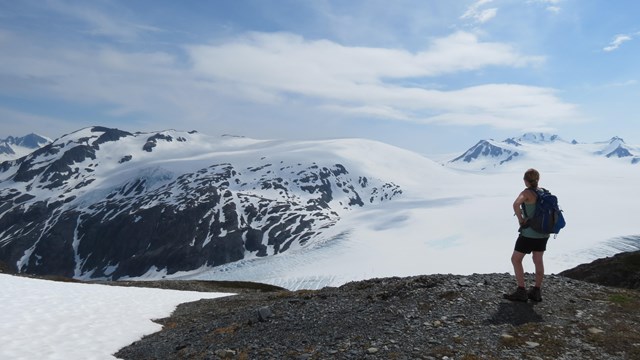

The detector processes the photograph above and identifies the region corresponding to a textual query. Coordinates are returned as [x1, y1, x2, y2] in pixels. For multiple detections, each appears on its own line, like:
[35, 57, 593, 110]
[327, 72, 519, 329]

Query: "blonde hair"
[524, 168, 540, 188]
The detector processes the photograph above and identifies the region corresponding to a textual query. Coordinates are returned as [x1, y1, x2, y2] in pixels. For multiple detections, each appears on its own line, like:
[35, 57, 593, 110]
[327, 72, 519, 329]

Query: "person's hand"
[518, 218, 529, 232]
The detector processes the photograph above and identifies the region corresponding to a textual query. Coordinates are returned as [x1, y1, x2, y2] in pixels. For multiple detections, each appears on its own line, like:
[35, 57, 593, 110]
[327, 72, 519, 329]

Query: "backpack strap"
[521, 187, 538, 218]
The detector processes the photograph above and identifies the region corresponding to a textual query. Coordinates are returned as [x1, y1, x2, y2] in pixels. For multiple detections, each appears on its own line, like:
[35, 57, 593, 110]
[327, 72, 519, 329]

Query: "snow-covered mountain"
[0, 126, 409, 279]
[448, 132, 640, 170]
[0, 133, 51, 161]
[449, 139, 521, 167]
[594, 136, 638, 161]
[2, 127, 639, 290]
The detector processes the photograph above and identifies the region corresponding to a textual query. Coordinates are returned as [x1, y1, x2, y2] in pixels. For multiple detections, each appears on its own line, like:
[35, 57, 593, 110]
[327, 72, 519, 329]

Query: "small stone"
[458, 278, 472, 286]
[588, 327, 605, 334]
[526, 341, 540, 348]
[501, 334, 514, 340]
[433, 320, 442, 327]
[214, 349, 236, 358]
[256, 306, 272, 322]
[367, 347, 379, 354]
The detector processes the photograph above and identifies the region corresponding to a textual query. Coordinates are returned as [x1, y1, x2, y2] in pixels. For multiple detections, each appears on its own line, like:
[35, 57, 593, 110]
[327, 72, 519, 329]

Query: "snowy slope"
[0, 274, 231, 360]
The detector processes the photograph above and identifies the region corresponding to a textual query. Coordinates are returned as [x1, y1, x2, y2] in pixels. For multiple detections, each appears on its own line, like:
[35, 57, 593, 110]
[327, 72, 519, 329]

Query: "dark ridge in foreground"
[115, 273, 640, 360]
[560, 250, 640, 290]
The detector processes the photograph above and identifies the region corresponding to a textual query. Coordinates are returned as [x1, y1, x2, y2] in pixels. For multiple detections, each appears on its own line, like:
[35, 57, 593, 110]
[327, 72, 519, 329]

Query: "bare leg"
[532, 251, 545, 287]
[511, 251, 526, 287]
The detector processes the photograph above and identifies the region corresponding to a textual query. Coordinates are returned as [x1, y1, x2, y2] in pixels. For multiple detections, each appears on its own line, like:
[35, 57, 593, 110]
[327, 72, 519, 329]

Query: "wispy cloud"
[603, 34, 634, 52]
[0, 1, 588, 140]
[461, 0, 498, 25]
[527, 0, 562, 13]
[603, 79, 638, 88]
[188, 31, 543, 85]
[45, 0, 159, 40]
[0, 24, 574, 133]
[186, 31, 582, 130]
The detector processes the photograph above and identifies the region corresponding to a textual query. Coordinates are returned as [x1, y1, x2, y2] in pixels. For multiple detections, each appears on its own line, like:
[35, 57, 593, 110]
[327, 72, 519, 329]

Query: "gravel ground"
[115, 273, 640, 359]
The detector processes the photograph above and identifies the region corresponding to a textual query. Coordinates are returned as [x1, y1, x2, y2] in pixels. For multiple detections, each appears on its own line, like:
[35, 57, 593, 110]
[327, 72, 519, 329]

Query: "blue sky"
[0, 0, 639, 154]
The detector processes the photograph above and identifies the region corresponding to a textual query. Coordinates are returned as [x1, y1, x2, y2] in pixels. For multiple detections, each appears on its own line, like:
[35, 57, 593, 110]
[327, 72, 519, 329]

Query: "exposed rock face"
[0, 126, 402, 280]
[450, 139, 520, 165]
[114, 272, 640, 360]
[560, 250, 640, 289]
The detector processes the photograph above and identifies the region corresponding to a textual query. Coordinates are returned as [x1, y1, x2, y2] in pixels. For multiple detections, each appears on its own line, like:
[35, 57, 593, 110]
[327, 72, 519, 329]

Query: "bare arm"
[513, 190, 528, 225]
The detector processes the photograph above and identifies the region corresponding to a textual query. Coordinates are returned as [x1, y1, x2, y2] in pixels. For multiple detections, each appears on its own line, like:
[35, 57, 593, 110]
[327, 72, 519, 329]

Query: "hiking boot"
[528, 286, 542, 302]
[503, 287, 528, 302]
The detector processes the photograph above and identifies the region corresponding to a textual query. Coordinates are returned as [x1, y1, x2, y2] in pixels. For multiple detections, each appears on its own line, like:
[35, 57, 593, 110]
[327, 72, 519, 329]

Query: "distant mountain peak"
[0, 133, 52, 161]
[513, 132, 561, 144]
[448, 132, 640, 170]
[594, 136, 635, 159]
[449, 139, 520, 168]
[2, 133, 51, 148]
[608, 136, 625, 144]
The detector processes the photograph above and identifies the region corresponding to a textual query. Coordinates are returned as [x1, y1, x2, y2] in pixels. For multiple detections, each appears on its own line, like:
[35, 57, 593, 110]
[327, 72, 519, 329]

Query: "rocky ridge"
[115, 272, 640, 360]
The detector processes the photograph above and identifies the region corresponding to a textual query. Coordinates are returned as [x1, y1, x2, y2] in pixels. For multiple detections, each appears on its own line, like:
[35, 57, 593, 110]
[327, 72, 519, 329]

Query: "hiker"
[504, 168, 549, 302]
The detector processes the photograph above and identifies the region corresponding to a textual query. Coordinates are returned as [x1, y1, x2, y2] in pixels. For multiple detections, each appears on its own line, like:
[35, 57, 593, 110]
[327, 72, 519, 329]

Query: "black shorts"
[514, 235, 549, 254]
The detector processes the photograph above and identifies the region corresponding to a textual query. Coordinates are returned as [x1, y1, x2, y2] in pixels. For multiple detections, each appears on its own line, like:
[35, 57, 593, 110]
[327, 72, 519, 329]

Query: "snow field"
[0, 274, 232, 360]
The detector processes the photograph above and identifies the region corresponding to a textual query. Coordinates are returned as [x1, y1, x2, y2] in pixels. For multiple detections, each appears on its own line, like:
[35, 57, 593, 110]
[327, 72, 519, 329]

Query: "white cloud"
[527, 0, 562, 13]
[186, 32, 578, 130]
[0, 25, 577, 136]
[546, 6, 561, 13]
[188, 31, 543, 90]
[416, 84, 581, 129]
[461, 0, 498, 24]
[603, 34, 633, 52]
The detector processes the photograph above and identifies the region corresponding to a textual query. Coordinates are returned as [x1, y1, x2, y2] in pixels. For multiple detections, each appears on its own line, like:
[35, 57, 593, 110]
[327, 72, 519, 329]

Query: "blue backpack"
[523, 188, 566, 235]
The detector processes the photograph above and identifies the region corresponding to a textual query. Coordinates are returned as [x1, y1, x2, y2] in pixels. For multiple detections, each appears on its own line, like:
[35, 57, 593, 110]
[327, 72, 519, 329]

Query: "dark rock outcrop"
[560, 250, 640, 289]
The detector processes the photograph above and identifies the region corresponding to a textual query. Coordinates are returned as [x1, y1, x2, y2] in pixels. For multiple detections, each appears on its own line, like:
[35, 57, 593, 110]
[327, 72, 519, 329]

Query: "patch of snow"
[0, 274, 232, 360]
